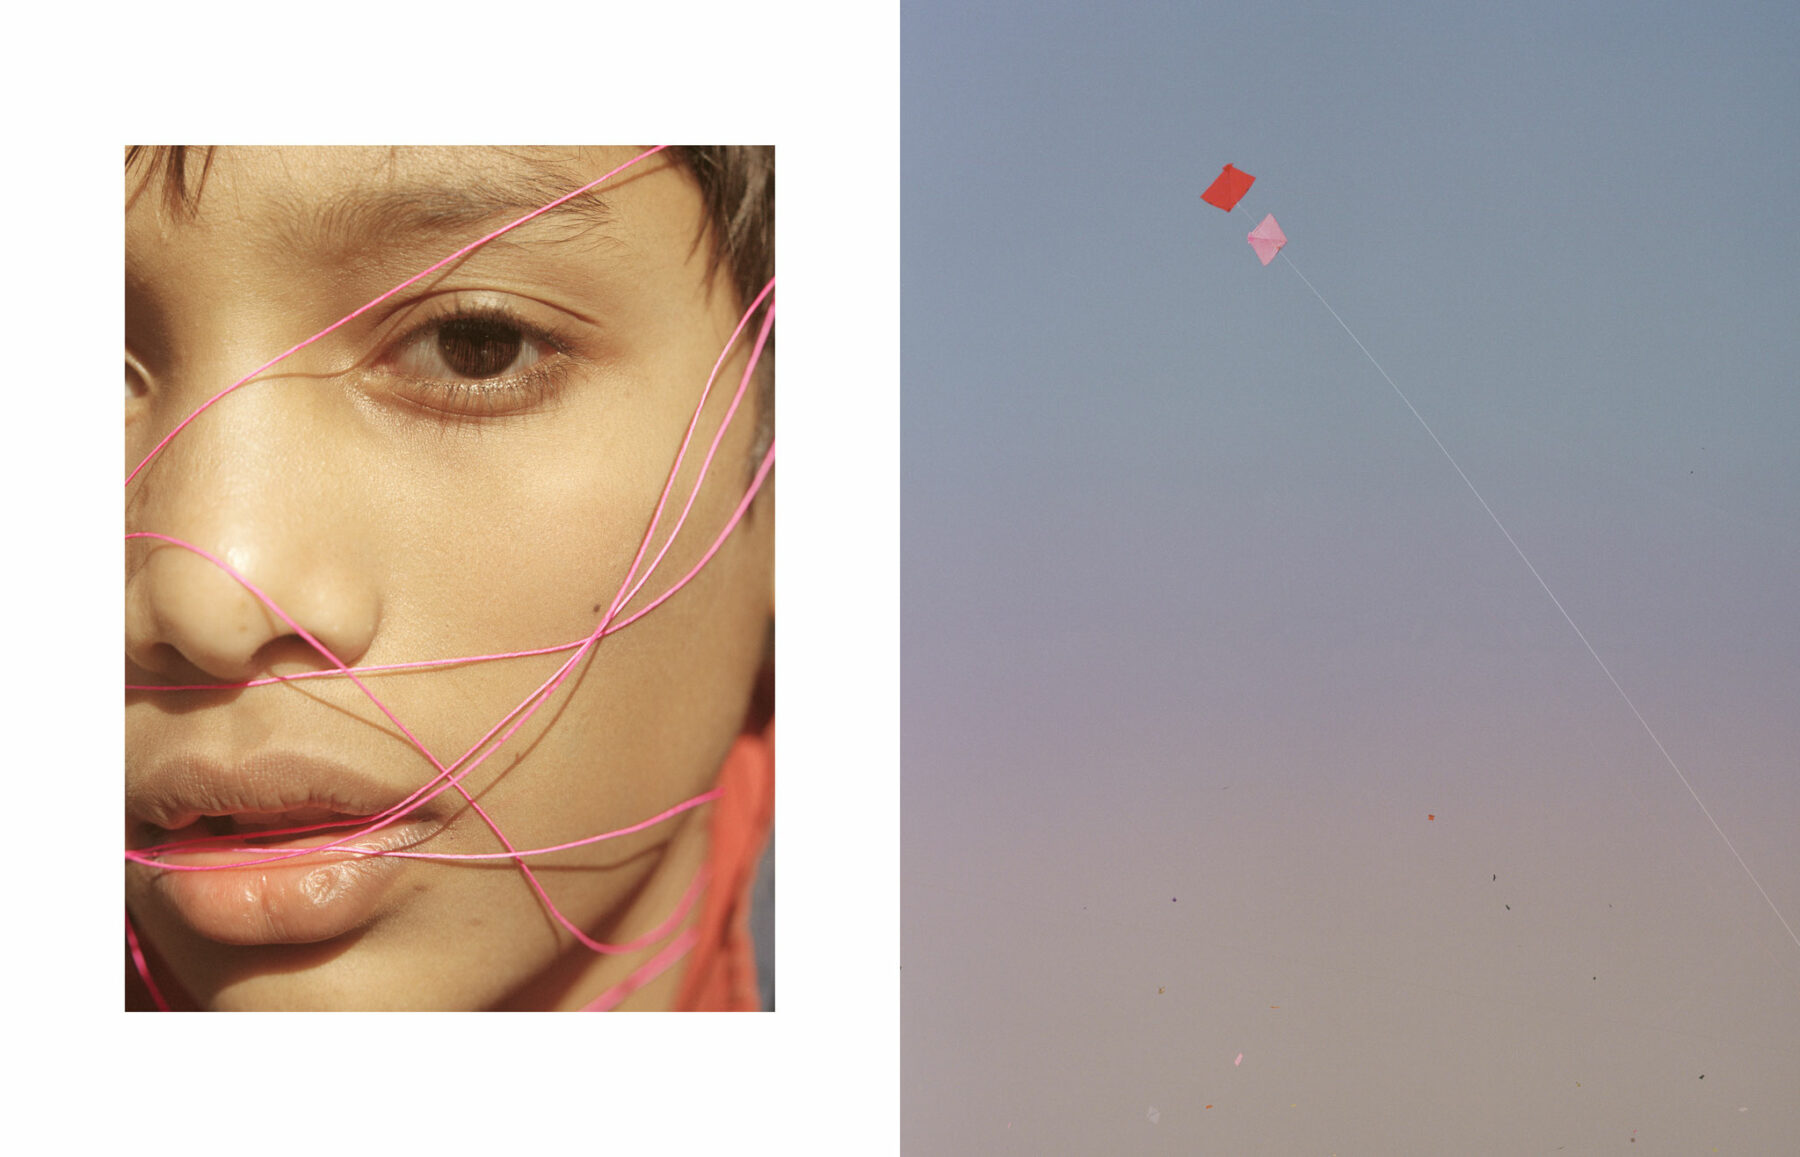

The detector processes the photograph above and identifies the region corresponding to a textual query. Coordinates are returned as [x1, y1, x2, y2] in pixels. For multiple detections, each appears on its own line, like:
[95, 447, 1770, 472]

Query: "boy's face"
[125, 147, 773, 1009]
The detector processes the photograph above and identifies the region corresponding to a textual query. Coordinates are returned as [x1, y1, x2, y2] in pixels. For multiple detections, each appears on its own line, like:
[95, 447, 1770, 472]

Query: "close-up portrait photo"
[125, 146, 776, 1012]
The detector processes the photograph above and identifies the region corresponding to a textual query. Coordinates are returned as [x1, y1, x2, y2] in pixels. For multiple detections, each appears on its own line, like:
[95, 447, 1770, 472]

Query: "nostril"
[130, 618, 278, 689]
[248, 634, 357, 677]
[130, 641, 219, 686]
[147, 642, 187, 677]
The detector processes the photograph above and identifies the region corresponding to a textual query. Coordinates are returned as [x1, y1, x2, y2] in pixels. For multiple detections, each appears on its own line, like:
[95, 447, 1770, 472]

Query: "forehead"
[210, 146, 637, 205]
[128, 146, 699, 267]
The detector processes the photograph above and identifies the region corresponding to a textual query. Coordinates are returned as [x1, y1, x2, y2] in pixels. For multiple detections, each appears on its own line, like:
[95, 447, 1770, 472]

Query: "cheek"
[385, 453, 646, 642]
[354, 358, 767, 812]
[333, 459, 630, 779]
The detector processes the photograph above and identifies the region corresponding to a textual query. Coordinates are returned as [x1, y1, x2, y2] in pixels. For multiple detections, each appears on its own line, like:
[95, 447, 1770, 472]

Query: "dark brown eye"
[436, 317, 524, 379]
[378, 306, 564, 415]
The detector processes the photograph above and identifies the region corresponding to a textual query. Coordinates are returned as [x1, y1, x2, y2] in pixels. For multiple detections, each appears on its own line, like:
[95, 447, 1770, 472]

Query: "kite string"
[1276, 249, 1800, 956]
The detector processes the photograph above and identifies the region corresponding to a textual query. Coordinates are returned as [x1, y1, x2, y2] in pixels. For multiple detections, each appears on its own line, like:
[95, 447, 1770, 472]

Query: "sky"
[903, 1, 1799, 1152]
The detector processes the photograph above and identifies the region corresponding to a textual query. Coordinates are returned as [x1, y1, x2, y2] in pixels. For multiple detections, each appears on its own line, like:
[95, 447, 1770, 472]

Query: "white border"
[7, 4, 898, 1150]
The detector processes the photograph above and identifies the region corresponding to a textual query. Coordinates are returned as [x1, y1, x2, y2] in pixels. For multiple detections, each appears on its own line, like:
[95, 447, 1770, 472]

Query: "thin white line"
[1278, 250, 1800, 956]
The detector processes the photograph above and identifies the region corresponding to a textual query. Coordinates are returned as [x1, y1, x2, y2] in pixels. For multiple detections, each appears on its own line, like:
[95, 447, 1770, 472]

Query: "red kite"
[1201, 163, 1255, 211]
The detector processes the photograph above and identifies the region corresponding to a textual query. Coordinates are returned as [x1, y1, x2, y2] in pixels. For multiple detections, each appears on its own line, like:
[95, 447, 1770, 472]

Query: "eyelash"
[375, 302, 578, 417]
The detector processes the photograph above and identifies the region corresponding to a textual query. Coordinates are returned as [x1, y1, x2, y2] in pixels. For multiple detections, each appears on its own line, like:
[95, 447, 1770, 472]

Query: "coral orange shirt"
[675, 721, 775, 1011]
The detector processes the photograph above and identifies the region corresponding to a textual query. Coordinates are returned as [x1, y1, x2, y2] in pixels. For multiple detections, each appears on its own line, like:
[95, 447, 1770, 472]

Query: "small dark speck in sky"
[1506, 905, 1511, 910]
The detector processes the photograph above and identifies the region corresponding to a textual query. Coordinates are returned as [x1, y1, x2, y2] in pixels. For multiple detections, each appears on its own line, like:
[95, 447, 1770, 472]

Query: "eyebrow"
[265, 167, 622, 264]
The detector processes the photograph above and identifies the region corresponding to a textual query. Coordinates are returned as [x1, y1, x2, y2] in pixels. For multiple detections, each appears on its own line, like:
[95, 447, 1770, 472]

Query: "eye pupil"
[437, 318, 522, 379]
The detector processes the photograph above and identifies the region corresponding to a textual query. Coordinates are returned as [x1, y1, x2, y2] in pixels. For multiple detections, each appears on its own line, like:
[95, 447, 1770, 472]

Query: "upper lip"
[127, 750, 441, 837]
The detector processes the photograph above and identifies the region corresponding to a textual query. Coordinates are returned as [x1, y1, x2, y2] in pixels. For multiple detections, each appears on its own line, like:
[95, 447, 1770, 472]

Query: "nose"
[126, 379, 380, 686]
[126, 534, 379, 684]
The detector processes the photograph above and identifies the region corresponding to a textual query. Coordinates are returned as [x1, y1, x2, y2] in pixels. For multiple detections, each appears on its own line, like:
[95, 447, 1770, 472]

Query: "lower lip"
[137, 821, 439, 946]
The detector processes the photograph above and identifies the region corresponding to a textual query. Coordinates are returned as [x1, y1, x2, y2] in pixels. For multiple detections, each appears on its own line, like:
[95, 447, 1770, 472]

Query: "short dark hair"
[126, 146, 774, 465]
[673, 147, 774, 471]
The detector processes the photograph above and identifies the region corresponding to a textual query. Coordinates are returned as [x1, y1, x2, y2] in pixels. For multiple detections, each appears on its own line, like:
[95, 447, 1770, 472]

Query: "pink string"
[582, 925, 702, 1012]
[125, 913, 170, 1012]
[618, 302, 775, 614]
[126, 148, 772, 1008]
[130, 787, 723, 864]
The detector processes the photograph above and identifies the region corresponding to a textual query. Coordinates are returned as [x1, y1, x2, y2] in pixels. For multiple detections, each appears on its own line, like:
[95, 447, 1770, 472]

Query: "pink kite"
[1201, 164, 1255, 212]
[1248, 215, 1286, 265]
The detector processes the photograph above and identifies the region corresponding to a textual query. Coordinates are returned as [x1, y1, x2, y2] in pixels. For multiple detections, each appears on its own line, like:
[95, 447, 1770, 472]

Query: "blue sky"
[903, 2, 1799, 1150]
